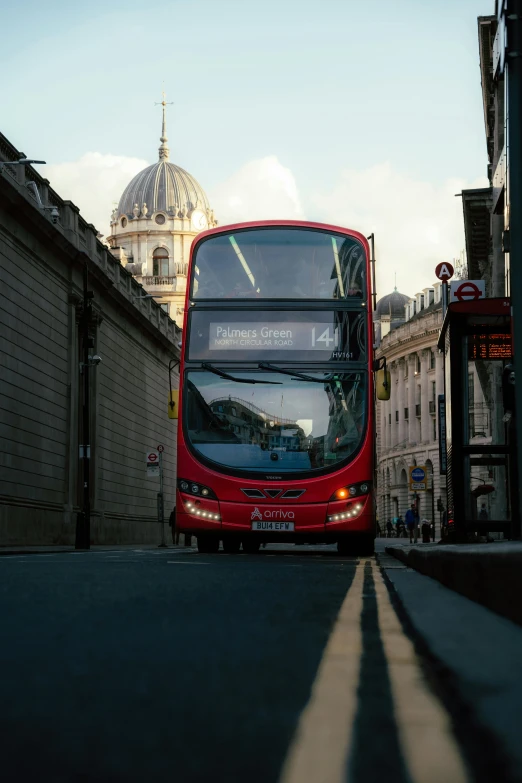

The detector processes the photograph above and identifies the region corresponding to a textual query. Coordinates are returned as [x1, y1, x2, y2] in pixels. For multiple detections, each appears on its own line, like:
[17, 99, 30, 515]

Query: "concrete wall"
[0, 132, 180, 546]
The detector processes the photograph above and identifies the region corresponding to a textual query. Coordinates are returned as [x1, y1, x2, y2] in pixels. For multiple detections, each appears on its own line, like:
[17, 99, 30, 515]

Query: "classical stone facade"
[375, 283, 445, 527]
[107, 98, 217, 328]
[0, 132, 180, 546]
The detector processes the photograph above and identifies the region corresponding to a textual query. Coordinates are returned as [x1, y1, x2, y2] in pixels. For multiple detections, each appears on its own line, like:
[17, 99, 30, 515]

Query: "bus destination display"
[209, 322, 337, 351]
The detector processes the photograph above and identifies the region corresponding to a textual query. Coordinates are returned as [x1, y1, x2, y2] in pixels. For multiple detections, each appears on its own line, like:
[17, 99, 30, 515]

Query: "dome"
[375, 288, 410, 319]
[116, 95, 211, 218]
[117, 161, 211, 217]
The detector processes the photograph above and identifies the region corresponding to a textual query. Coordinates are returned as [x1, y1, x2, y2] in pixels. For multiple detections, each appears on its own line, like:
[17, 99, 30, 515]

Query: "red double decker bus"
[176, 220, 378, 555]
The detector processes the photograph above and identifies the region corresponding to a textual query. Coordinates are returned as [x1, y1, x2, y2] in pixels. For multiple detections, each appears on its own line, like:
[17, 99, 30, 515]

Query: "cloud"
[209, 156, 304, 224]
[309, 162, 489, 297]
[44, 152, 148, 237]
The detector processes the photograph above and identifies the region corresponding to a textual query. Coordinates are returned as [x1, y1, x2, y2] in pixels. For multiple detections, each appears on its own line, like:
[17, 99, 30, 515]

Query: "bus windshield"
[184, 370, 366, 474]
[191, 227, 366, 300]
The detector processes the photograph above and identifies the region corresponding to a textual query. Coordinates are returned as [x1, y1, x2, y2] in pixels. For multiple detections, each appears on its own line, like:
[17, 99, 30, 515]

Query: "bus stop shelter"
[438, 298, 518, 540]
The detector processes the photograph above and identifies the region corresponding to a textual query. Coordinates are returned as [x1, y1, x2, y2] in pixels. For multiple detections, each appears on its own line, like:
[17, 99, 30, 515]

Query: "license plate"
[251, 521, 295, 531]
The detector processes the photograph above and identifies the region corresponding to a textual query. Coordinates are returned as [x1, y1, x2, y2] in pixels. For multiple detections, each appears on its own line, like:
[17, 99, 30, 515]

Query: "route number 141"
[311, 326, 335, 347]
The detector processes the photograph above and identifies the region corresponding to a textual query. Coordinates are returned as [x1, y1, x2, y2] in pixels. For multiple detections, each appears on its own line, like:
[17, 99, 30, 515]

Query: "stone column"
[436, 351, 444, 398]
[407, 355, 416, 443]
[390, 362, 397, 448]
[140, 233, 148, 272]
[421, 349, 430, 443]
[383, 368, 391, 451]
[397, 359, 406, 444]
[132, 234, 140, 268]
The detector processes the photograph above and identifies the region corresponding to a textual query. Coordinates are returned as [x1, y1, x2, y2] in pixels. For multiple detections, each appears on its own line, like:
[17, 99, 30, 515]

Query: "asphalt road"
[0, 543, 517, 782]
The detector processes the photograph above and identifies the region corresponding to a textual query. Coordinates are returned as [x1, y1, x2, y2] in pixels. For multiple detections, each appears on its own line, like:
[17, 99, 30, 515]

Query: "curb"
[0, 546, 196, 557]
[386, 545, 522, 627]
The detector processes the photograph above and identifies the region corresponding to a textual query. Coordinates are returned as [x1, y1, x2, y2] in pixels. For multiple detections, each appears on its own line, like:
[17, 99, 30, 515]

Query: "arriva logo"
[251, 508, 295, 520]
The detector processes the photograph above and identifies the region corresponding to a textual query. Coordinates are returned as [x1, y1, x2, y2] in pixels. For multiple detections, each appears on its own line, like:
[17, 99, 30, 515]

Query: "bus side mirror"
[376, 368, 391, 401]
[168, 390, 179, 419]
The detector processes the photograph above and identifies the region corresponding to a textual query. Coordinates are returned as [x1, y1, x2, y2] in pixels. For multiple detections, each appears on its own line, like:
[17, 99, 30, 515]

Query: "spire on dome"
[155, 90, 173, 161]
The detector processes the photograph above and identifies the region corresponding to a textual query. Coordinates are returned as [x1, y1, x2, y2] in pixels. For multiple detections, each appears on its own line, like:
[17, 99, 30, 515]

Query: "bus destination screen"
[188, 310, 366, 362]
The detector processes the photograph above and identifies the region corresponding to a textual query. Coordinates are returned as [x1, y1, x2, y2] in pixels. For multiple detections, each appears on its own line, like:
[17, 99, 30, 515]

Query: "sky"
[1, 0, 492, 298]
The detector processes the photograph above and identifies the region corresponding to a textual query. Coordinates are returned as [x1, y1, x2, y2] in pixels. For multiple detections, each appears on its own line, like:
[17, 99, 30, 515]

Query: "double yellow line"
[280, 561, 469, 783]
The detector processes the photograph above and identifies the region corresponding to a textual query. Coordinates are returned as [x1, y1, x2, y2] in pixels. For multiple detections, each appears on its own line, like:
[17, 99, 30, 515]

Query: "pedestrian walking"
[386, 519, 393, 538]
[479, 503, 489, 521]
[404, 504, 418, 543]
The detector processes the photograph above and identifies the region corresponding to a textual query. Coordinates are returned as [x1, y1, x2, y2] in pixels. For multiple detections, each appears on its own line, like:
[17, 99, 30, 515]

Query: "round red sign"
[435, 262, 454, 282]
[454, 281, 482, 302]
[148, 453, 158, 462]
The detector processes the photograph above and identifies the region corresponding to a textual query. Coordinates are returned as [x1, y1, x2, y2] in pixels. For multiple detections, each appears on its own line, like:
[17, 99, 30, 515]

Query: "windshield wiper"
[202, 363, 282, 385]
[258, 362, 335, 383]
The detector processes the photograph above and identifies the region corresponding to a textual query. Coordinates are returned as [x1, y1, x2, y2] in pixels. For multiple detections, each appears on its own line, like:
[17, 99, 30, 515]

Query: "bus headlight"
[331, 482, 371, 501]
[178, 479, 217, 499]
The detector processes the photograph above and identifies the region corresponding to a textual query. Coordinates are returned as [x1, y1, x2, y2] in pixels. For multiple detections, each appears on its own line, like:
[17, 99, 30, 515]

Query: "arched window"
[153, 247, 169, 276]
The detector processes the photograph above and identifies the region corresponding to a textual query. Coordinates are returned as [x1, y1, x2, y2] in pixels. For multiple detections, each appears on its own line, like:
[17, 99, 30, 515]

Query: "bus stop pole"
[158, 452, 167, 548]
[442, 280, 448, 319]
[507, 2, 522, 537]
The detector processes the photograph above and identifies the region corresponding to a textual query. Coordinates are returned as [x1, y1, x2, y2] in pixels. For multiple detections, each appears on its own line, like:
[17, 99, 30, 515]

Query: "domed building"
[375, 280, 447, 532]
[374, 287, 411, 346]
[107, 97, 217, 326]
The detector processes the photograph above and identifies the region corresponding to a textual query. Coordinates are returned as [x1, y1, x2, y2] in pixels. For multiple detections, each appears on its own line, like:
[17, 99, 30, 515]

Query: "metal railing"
[142, 275, 177, 287]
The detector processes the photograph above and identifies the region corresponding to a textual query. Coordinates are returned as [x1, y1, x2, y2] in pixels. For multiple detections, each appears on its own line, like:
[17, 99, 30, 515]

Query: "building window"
[404, 362, 408, 378]
[432, 416, 437, 440]
[160, 303, 169, 314]
[430, 350, 436, 370]
[404, 407, 409, 420]
[415, 354, 421, 374]
[155, 214, 166, 225]
[389, 413, 391, 425]
[395, 410, 399, 422]
[121, 217, 127, 228]
[153, 247, 169, 276]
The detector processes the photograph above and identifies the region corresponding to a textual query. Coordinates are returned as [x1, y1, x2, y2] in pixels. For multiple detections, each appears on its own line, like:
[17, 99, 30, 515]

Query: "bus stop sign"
[409, 466, 427, 491]
[450, 280, 485, 303]
[435, 262, 454, 282]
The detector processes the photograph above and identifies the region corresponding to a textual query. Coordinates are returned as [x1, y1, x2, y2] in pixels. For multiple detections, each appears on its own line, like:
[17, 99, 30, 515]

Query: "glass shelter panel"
[465, 333, 509, 447]
[464, 456, 510, 522]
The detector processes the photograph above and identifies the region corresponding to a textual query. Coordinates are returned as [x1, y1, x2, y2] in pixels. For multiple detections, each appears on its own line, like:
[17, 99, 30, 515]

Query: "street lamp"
[0, 157, 46, 171]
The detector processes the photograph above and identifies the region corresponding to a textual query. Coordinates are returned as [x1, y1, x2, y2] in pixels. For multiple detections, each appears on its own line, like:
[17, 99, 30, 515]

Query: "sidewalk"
[386, 539, 522, 626]
[0, 544, 196, 556]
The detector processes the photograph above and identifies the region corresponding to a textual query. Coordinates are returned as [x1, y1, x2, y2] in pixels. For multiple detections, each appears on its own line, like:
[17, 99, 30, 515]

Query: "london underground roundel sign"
[435, 262, 454, 282]
[453, 281, 482, 302]
[411, 467, 426, 482]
